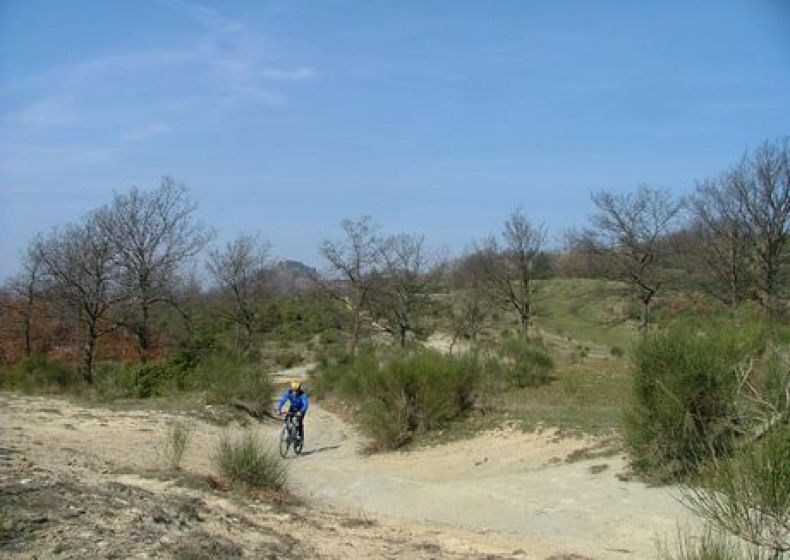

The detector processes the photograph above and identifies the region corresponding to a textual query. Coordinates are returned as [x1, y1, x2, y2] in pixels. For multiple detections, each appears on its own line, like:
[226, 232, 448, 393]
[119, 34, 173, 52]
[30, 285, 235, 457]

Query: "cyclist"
[276, 380, 309, 442]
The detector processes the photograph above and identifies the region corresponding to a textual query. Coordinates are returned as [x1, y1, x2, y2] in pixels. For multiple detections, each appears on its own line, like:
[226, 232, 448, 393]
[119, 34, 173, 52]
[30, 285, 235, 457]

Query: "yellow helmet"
[290, 380, 301, 391]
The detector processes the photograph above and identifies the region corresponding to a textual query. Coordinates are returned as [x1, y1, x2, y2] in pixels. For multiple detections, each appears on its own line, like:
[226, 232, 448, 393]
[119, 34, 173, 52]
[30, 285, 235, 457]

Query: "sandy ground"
[1, 363, 695, 559]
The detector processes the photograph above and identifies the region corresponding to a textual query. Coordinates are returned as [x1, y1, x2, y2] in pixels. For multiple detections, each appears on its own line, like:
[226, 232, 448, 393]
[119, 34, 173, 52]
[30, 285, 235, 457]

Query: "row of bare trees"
[687, 139, 790, 316]
[563, 138, 789, 333]
[2, 137, 787, 373]
[317, 208, 554, 353]
[318, 218, 436, 350]
[8, 178, 211, 381]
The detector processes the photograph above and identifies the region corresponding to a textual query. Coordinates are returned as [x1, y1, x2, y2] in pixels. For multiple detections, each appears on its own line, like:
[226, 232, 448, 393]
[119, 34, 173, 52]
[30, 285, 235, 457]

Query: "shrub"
[274, 350, 303, 369]
[498, 338, 555, 388]
[624, 324, 757, 479]
[610, 346, 625, 358]
[93, 360, 185, 400]
[214, 430, 288, 491]
[160, 420, 194, 471]
[313, 348, 484, 449]
[318, 329, 342, 346]
[0, 355, 80, 392]
[127, 362, 180, 398]
[186, 353, 273, 407]
[680, 427, 789, 557]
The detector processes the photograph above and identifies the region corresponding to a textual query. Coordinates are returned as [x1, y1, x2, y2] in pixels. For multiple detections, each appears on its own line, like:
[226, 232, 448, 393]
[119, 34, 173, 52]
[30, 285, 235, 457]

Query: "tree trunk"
[241, 321, 252, 351]
[521, 307, 530, 340]
[24, 283, 34, 357]
[138, 300, 151, 361]
[641, 299, 650, 337]
[83, 325, 97, 384]
[351, 309, 361, 356]
[24, 319, 32, 357]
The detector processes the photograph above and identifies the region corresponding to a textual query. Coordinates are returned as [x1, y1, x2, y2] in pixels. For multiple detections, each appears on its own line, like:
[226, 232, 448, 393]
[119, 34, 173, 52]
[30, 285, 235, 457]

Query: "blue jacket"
[277, 389, 309, 415]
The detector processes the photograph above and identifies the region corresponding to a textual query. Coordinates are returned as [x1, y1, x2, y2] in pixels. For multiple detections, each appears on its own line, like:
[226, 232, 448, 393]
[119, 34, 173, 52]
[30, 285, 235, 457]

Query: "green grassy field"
[419, 278, 641, 446]
[533, 278, 638, 352]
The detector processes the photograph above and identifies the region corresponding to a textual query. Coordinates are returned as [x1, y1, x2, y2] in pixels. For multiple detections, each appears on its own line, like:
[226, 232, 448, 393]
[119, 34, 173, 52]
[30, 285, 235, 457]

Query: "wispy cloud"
[2, 2, 316, 136]
[12, 96, 81, 126]
[120, 121, 173, 142]
[0, 1, 317, 189]
[0, 141, 116, 183]
[260, 66, 316, 81]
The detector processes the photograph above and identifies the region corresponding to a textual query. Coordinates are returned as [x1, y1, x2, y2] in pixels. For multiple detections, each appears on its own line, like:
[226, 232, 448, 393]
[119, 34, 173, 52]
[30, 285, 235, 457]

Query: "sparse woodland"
[1, 137, 789, 558]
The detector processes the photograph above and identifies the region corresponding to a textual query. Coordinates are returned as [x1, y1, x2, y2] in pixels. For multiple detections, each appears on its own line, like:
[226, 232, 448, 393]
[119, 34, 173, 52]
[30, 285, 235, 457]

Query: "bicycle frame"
[279, 413, 303, 457]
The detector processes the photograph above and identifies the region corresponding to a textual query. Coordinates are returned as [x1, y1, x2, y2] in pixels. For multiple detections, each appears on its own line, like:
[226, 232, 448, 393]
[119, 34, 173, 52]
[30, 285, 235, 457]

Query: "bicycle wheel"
[278, 425, 291, 458]
[293, 433, 303, 455]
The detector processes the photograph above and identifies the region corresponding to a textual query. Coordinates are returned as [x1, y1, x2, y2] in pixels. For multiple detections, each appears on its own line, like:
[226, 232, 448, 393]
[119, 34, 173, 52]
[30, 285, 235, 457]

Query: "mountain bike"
[279, 412, 303, 457]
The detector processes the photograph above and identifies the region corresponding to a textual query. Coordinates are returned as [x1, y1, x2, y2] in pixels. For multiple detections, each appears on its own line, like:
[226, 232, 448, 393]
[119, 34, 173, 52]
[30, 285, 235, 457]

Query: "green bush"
[128, 362, 179, 398]
[186, 352, 273, 407]
[0, 355, 80, 392]
[624, 324, 758, 479]
[498, 338, 555, 388]
[681, 427, 789, 557]
[274, 350, 303, 369]
[214, 430, 288, 491]
[318, 329, 343, 346]
[93, 360, 184, 400]
[313, 348, 484, 449]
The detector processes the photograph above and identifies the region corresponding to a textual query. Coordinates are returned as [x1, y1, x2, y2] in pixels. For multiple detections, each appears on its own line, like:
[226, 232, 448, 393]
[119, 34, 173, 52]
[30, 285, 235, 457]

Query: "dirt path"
[1, 366, 696, 558]
[266, 365, 694, 558]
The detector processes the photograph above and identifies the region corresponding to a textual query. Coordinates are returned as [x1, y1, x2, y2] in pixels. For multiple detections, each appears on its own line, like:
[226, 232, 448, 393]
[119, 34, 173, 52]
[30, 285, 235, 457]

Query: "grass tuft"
[160, 419, 194, 471]
[213, 430, 288, 492]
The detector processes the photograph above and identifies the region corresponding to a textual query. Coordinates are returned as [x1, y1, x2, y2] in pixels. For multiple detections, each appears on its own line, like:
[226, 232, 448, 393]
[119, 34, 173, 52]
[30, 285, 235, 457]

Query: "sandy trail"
[1, 363, 695, 558]
[276, 365, 694, 559]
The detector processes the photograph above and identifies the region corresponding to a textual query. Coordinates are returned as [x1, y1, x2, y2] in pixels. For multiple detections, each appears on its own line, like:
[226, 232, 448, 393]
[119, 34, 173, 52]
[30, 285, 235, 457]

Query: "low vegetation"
[160, 420, 195, 471]
[656, 528, 766, 560]
[623, 318, 789, 559]
[624, 323, 757, 479]
[213, 430, 288, 492]
[312, 338, 557, 449]
[314, 348, 481, 449]
[681, 427, 789, 557]
[497, 337, 555, 388]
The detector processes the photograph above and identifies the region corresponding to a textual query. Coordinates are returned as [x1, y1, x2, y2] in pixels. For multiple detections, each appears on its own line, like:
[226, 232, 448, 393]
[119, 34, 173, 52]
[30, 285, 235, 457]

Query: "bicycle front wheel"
[279, 426, 291, 458]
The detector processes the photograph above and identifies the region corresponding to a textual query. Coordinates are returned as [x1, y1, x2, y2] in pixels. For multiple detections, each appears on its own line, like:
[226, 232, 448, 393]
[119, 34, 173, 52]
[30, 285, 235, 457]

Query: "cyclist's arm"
[275, 391, 289, 414]
[299, 394, 310, 414]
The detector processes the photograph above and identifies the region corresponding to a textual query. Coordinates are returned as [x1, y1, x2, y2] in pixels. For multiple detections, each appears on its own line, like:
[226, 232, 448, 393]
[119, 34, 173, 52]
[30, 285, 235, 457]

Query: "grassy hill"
[534, 278, 637, 353]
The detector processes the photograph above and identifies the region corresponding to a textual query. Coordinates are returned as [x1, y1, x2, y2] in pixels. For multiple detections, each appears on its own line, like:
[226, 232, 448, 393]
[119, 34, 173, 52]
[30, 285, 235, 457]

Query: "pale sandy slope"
[277, 364, 696, 559]
[1, 362, 696, 559]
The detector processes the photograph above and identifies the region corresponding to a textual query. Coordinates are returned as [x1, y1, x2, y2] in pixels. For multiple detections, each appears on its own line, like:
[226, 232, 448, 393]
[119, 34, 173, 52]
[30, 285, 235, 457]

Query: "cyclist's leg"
[297, 414, 304, 441]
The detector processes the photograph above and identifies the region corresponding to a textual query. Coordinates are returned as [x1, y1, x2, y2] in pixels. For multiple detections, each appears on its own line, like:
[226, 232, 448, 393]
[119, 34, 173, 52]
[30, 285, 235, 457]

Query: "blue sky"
[1, 0, 788, 279]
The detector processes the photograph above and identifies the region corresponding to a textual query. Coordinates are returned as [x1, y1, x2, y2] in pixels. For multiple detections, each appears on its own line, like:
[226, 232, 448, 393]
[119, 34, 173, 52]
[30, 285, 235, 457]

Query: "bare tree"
[207, 233, 270, 350]
[38, 216, 120, 382]
[8, 241, 45, 357]
[99, 178, 211, 358]
[729, 138, 790, 318]
[368, 233, 435, 348]
[688, 174, 754, 310]
[479, 209, 546, 340]
[574, 186, 681, 335]
[319, 217, 380, 354]
[446, 250, 489, 352]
